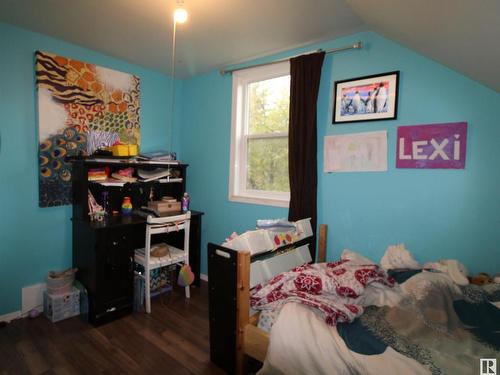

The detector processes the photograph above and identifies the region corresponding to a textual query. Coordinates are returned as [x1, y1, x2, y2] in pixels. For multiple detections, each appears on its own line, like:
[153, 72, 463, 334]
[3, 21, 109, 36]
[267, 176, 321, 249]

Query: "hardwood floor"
[0, 283, 226, 375]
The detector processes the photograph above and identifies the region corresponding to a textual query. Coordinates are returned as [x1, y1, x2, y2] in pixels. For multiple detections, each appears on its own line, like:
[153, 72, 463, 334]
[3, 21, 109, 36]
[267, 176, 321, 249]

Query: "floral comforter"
[250, 260, 395, 326]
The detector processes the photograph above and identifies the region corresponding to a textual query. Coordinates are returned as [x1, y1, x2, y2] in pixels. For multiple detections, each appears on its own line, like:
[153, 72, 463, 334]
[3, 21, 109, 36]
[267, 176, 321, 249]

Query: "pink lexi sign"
[396, 122, 467, 169]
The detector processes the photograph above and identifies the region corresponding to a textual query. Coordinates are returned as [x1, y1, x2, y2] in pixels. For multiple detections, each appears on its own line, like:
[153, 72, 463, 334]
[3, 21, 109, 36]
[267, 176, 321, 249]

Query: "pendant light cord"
[169, 19, 178, 152]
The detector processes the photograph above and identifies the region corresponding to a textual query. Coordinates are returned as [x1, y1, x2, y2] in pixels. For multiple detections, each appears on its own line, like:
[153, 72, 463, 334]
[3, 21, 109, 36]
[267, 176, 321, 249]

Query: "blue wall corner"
[0, 22, 177, 315]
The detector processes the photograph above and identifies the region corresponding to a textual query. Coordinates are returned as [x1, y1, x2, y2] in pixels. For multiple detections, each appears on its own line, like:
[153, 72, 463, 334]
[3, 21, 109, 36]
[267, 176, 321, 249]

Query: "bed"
[208, 225, 500, 374]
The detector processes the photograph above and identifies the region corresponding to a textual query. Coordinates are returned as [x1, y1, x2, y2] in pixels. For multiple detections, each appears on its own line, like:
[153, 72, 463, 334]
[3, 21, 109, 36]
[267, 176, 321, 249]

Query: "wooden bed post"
[318, 224, 327, 263]
[236, 250, 250, 375]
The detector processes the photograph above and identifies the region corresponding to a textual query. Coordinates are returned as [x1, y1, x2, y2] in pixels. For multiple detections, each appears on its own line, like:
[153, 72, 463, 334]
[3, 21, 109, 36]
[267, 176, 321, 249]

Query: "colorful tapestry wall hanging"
[36, 51, 140, 207]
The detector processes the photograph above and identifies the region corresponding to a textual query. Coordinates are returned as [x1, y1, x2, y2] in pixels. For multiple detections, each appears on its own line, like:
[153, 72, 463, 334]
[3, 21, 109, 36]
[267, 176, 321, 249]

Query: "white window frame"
[229, 61, 290, 208]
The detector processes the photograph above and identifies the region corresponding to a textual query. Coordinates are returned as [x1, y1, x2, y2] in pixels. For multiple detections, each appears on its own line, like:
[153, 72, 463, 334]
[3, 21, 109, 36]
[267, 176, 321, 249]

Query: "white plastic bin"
[223, 229, 275, 255]
[295, 218, 313, 240]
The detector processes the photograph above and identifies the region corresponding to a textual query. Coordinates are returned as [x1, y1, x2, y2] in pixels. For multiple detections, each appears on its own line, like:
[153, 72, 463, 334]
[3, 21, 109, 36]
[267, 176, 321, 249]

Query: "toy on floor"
[178, 264, 194, 286]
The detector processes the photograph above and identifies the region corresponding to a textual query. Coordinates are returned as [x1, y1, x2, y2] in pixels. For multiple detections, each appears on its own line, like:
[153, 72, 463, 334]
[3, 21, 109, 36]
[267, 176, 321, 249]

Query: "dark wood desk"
[73, 211, 203, 325]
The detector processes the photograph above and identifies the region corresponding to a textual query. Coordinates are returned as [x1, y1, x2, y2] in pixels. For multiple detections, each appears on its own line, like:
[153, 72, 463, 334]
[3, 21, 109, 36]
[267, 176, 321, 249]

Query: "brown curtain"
[288, 52, 325, 259]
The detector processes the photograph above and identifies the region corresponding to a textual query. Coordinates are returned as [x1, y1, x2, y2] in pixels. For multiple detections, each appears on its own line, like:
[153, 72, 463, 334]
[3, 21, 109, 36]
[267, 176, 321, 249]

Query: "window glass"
[229, 62, 290, 207]
[248, 76, 290, 135]
[246, 136, 289, 192]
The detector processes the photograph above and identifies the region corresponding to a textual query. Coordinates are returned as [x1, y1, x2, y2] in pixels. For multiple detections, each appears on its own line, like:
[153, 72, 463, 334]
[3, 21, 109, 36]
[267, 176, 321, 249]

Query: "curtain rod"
[220, 41, 362, 75]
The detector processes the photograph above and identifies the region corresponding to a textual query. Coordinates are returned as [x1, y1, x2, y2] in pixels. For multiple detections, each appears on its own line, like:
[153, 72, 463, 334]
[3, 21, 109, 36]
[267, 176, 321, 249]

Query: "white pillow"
[423, 259, 469, 286]
[401, 270, 462, 299]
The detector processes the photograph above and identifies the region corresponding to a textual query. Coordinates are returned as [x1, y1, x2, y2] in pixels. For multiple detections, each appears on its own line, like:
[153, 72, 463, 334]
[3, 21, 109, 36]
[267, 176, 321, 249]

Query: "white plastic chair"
[134, 211, 191, 313]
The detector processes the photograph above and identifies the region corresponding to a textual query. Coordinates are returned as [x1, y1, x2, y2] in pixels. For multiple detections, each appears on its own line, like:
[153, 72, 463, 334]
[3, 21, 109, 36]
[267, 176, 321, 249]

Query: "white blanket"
[258, 302, 429, 375]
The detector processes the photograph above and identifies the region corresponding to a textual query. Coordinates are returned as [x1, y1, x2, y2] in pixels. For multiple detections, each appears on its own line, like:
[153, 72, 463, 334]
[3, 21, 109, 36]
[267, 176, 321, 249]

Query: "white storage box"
[223, 229, 275, 255]
[43, 287, 80, 323]
[295, 218, 313, 240]
[223, 218, 313, 255]
[250, 244, 312, 288]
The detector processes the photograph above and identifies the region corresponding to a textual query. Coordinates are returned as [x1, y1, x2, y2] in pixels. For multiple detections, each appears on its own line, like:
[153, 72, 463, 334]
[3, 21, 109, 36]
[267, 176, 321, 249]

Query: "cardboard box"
[44, 287, 80, 323]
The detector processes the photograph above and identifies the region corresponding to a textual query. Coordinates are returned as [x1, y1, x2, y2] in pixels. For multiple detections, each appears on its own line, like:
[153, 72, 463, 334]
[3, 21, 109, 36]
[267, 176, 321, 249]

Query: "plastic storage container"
[43, 287, 80, 323]
[46, 268, 76, 295]
[295, 218, 313, 240]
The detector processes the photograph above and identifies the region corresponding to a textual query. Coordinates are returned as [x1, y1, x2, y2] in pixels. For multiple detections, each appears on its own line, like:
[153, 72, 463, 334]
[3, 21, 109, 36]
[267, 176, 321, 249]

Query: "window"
[229, 62, 290, 207]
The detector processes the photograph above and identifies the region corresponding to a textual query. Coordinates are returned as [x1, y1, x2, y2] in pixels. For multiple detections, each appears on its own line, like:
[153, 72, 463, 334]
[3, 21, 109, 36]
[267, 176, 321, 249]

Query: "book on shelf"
[84, 156, 180, 165]
[137, 168, 183, 183]
[102, 178, 124, 187]
[137, 150, 177, 162]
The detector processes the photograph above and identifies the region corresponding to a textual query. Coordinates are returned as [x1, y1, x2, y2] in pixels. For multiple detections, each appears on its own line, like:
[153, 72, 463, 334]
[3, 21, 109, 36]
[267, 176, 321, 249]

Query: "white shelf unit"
[134, 245, 186, 270]
[133, 212, 191, 313]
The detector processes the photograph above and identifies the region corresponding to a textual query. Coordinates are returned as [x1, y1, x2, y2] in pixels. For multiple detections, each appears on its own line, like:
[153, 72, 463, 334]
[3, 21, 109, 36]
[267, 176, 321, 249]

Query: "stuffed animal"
[469, 272, 493, 285]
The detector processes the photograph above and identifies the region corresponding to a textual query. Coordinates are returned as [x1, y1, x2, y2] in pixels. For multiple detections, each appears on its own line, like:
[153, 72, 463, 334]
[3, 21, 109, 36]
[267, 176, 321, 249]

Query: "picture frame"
[332, 71, 399, 124]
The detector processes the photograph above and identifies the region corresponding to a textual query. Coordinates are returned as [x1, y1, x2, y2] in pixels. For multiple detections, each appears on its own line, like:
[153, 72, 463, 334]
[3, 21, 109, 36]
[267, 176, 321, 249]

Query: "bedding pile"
[250, 260, 395, 326]
[254, 249, 500, 375]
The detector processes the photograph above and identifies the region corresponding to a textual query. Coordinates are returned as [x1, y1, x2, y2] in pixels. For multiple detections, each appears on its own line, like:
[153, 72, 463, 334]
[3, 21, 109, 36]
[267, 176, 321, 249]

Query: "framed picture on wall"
[332, 71, 399, 124]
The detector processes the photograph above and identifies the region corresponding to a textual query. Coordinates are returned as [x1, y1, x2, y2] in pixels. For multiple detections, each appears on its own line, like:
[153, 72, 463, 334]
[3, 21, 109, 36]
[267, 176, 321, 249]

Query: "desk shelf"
[70, 158, 203, 325]
[90, 178, 183, 188]
[134, 245, 186, 271]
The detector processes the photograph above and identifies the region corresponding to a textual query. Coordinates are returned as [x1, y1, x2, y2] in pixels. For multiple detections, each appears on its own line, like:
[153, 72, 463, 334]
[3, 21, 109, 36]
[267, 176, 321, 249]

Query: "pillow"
[423, 259, 469, 286]
[400, 270, 462, 298]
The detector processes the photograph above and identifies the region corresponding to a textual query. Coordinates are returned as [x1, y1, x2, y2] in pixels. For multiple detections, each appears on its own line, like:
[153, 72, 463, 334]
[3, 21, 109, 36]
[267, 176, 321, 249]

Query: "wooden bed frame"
[208, 224, 327, 374]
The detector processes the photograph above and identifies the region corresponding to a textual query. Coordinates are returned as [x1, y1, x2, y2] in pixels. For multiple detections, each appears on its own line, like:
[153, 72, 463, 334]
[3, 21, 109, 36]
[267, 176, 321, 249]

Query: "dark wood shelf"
[73, 210, 204, 230]
[69, 156, 189, 169]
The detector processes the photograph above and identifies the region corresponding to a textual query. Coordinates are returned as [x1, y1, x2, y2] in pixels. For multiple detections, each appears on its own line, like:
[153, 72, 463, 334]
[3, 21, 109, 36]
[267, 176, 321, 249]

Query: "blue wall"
[1, 24, 499, 315]
[0, 22, 180, 315]
[181, 31, 500, 277]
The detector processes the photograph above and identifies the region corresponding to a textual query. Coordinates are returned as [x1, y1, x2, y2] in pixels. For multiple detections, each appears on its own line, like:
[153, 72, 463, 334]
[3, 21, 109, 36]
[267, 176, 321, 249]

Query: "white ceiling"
[0, 0, 499, 92]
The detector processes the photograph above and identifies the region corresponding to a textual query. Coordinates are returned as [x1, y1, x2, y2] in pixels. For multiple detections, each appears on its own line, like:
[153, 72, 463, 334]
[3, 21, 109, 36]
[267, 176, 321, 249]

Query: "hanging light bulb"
[174, 7, 188, 24]
[168, 1, 188, 152]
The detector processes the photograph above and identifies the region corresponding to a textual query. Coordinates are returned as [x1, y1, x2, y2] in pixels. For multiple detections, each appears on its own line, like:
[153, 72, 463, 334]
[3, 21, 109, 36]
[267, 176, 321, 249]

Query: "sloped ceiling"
[0, 0, 498, 92]
[347, 0, 500, 92]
